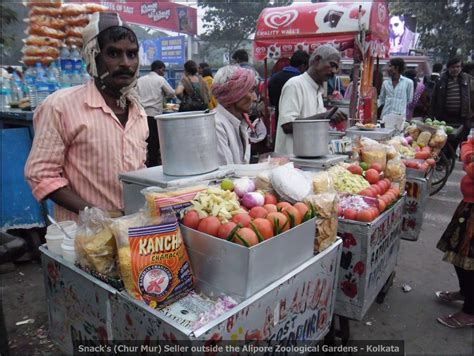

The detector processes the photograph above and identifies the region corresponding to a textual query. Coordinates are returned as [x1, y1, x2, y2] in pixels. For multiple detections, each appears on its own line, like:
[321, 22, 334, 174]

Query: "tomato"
[263, 204, 278, 213]
[217, 222, 238, 240]
[391, 186, 400, 197]
[282, 206, 302, 227]
[293, 202, 309, 218]
[465, 162, 474, 179]
[344, 208, 358, 220]
[372, 184, 383, 196]
[347, 165, 363, 175]
[357, 210, 373, 222]
[378, 198, 387, 213]
[415, 151, 431, 160]
[380, 195, 391, 206]
[250, 218, 274, 240]
[360, 189, 375, 198]
[197, 216, 221, 236]
[264, 192, 278, 205]
[369, 163, 383, 173]
[422, 146, 431, 153]
[234, 228, 259, 247]
[249, 206, 268, 219]
[266, 212, 289, 234]
[276, 201, 292, 211]
[182, 210, 200, 230]
[385, 192, 396, 203]
[365, 169, 380, 184]
[426, 158, 436, 167]
[369, 207, 380, 219]
[231, 213, 252, 227]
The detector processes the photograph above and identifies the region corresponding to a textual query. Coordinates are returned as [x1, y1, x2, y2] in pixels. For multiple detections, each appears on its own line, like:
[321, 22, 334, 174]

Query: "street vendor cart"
[39, 162, 344, 352]
[253, 0, 391, 140]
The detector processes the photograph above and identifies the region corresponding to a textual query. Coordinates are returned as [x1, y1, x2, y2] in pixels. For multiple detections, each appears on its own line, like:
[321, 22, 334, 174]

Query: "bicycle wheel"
[443, 142, 456, 174]
[430, 150, 450, 196]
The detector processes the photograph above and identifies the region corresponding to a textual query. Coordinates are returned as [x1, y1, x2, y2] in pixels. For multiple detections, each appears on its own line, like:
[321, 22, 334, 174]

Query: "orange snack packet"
[128, 218, 194, 308]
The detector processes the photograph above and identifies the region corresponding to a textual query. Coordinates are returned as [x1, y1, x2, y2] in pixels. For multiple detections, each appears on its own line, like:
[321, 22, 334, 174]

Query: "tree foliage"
[388, 0, 473, 60]
[197, 0, 292, 55]
[0, 5, 18, 47]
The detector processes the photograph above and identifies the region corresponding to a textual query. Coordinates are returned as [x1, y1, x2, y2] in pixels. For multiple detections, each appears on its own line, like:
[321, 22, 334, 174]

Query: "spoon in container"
[47, 214, 74, 240]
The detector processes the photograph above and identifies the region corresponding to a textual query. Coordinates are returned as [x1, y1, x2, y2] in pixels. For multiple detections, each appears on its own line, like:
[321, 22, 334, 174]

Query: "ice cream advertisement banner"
[254, 1, 390, 60]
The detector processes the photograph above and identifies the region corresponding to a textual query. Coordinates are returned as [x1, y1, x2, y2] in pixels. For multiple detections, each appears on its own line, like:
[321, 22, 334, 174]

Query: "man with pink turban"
[211, 65, 257, 165]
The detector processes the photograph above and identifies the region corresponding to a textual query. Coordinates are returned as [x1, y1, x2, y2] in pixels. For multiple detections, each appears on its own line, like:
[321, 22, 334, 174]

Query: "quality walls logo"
[263, 10, 298, 29]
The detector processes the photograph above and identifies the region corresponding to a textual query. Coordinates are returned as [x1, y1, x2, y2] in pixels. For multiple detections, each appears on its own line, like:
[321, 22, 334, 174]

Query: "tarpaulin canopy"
[253, 1, 390, 60]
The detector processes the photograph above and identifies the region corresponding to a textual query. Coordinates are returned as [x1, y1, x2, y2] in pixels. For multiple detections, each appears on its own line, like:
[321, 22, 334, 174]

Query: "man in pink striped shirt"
[25, 13, 148, 222]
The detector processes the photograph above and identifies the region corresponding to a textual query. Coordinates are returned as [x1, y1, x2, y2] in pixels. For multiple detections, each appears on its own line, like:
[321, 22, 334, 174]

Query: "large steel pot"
[155, 111, 219, 176]
[293, 119, 330, 157]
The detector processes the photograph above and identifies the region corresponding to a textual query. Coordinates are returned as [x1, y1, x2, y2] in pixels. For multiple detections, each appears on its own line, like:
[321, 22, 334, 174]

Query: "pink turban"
[211, 67, 256, 107]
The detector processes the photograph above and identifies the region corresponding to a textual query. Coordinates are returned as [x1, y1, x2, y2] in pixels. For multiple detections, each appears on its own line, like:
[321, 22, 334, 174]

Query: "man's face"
[448, 62, 462, 78]
[313, 55, 340, 84]
[234, 85, 257, 114]
[387, 63, 399, 78]
[157, 67, 165, 76]
[96, 38, 139, 91]
[390, 16, 405, 37]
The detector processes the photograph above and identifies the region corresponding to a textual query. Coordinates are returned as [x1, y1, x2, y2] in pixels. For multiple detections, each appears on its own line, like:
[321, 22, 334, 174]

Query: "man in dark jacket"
[431, 56, 474, 152]
[268, 50, 309, 122]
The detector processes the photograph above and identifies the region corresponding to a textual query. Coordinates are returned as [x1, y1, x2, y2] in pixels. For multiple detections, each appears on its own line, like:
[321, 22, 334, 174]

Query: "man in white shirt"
[377, 57, 413, 119]
[137, 60, 175, 166]
[275, 44, 347, 155]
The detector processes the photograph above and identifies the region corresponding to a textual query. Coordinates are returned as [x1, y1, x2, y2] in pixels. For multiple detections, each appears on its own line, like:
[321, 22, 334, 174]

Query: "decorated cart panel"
[334, 197, 405, 320]
[400, 174, 430, 241]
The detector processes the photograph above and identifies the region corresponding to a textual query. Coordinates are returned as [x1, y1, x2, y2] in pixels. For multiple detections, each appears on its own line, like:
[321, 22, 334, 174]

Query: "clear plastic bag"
[74, 207, 118, 278]
[429, 129, 448, 149]
[361, 144, 387, 170]
[384, 157, 406, 194]
[305, 193, 338, 253]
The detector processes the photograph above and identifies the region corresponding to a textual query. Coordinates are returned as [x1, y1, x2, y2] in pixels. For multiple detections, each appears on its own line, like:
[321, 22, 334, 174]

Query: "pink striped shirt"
[25, 80, 148, 222]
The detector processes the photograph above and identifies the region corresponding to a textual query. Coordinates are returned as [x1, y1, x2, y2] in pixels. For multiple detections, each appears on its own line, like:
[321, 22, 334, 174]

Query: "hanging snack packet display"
[143, 185, 207, 217]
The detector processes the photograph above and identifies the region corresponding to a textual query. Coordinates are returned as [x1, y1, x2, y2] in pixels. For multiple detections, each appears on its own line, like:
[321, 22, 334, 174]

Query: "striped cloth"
[445, 77, 461, 115]
[25, 80, 148, 222]
[378, 75, 414, 118]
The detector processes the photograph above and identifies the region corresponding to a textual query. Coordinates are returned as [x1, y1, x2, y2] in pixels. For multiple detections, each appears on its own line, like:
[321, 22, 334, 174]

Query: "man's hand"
[47, 187, 90, 215]
[330, 108, 348, 124]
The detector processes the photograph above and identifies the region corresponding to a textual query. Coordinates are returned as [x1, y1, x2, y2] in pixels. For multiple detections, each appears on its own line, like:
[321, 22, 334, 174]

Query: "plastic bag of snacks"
[305, 192, 338, 253]
[75, 207, 118, 278]
[143, 185, 207, 217]
[416, 131, 432, 147]
[384, 157, 406, 194]
[361, 144, 387, 170]
[109, 210, 194, 309]
[429, 129, 448, 149]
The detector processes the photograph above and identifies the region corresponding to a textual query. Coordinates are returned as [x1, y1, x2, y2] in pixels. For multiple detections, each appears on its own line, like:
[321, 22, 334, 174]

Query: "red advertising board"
[253, 1, 390, 60]
[77, 0, 197, 35]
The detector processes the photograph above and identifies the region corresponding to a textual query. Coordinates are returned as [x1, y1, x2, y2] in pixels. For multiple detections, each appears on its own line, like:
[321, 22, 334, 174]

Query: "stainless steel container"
[180, 217, 316, 299]
[156, 111, 219, 176]
[293, 119, 330, 157]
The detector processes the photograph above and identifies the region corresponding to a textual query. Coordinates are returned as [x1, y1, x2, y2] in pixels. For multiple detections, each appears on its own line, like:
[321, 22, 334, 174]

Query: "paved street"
[1, 162, 473, 355]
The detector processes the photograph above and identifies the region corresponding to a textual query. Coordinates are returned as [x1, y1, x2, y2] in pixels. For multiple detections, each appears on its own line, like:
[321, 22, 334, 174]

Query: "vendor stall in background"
[253, 0, 390, 141]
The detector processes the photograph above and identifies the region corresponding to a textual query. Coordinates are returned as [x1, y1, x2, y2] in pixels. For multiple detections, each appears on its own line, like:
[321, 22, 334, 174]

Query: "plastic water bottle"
[35, 70, 50, 107]
[49, 62, 60, 82]
[47, 68, 58, 94]
[0, 75, 12, 110]
[24, 65, 37, 109]
[59, 45, 71, 73]
[70, 45, 82, 74]
[10, 71, 23, 106]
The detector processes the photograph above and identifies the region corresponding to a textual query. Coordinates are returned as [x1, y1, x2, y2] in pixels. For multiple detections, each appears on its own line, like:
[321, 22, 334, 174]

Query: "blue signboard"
[139, 36, 185, 67]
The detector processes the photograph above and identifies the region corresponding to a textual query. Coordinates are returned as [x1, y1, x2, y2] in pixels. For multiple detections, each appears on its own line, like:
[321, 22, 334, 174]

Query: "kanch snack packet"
[128, 218, 194, 308]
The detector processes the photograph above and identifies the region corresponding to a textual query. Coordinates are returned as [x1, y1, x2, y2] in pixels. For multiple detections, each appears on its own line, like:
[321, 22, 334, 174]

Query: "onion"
[233, 178, 255, 197]
[405, 136, 413, 145]
[400, 137, 408, 146]
[241, 192, 264, 209]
